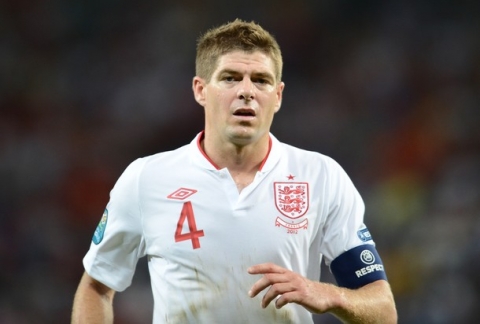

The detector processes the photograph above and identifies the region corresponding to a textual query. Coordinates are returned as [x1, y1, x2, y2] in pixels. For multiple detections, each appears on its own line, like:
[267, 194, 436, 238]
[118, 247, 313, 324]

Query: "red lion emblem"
[274, 182, 309, 219]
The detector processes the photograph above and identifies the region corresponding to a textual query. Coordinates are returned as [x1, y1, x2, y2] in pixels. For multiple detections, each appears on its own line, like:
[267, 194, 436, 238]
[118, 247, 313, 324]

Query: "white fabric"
[83, 132, 373, 324]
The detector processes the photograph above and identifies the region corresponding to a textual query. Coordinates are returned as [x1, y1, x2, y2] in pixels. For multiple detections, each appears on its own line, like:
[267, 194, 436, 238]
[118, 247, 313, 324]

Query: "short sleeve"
[83, 158, 147, 292]
[319, 158, 373, 266]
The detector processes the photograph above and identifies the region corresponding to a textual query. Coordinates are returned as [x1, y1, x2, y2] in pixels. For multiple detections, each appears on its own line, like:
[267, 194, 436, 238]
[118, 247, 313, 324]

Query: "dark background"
[1, 0, 479, 323]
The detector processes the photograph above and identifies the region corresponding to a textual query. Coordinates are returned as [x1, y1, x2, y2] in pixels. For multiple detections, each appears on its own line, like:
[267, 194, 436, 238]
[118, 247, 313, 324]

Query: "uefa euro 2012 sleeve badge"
[92, 209, 108, 245]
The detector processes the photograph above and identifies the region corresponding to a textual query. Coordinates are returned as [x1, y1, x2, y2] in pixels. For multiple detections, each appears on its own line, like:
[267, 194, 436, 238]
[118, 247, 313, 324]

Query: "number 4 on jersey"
[174, 201, 205, 249]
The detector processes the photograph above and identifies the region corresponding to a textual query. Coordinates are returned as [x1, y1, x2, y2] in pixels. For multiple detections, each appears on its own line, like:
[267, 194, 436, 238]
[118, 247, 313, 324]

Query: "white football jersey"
[83, 132, 374, 324]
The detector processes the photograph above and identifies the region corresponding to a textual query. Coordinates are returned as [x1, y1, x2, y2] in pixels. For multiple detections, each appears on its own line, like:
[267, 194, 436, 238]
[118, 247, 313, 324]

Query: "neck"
[200, 132, 271, 191]
[203, 134, 269, 170]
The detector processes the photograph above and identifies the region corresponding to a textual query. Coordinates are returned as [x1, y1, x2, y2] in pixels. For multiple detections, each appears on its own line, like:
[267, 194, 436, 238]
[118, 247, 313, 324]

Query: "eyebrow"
[217, 69, 275, 80]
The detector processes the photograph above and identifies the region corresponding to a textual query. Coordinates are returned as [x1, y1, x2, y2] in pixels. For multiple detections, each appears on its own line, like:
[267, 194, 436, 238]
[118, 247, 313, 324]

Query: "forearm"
[248, 263, 397, 323]
[71, 272, 115, 324]
[324, 280, 397, 324]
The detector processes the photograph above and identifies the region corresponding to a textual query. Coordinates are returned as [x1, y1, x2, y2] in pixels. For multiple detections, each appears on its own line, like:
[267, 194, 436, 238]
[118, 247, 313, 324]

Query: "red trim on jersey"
[258, 137, 272, 171]
[197, 131, 272, 171]
[197, 131, 221, 170]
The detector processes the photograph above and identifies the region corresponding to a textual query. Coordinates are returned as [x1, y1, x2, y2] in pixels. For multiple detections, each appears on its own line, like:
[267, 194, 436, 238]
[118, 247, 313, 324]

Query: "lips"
[233, 108, 256, 117]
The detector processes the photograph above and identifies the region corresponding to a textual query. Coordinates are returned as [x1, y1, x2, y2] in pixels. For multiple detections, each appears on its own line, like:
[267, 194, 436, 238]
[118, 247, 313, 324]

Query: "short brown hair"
[195, 19, 283, 83]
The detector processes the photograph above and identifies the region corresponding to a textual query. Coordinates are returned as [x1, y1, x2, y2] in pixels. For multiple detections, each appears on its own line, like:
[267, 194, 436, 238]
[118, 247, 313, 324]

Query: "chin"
[228, 130, 265, 146]
[230, 136, 254, 146]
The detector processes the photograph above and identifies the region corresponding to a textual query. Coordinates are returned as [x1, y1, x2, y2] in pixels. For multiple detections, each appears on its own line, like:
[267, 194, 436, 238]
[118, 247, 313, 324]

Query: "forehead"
[213, 50, 276, 75]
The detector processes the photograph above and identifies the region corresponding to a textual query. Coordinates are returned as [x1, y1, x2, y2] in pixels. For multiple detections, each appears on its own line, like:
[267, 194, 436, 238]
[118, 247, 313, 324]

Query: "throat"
[232, 173, 256, 193]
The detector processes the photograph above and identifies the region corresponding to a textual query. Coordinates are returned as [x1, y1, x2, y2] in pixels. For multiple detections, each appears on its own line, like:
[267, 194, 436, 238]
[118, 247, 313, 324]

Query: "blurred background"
[1, 0, 479, 323]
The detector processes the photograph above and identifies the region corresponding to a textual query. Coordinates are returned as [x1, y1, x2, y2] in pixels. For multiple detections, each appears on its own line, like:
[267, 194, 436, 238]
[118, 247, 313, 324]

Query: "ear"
[192, 76, 207, 107]
[274, 81, 285, 113]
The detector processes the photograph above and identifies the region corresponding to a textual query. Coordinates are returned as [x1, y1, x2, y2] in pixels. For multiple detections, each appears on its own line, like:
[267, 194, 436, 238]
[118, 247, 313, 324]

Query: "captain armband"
[330, 244, 388, 289]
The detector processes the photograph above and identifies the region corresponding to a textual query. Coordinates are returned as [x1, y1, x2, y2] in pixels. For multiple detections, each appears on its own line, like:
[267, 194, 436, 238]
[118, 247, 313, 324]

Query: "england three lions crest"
[274, 182, 309, 233]
[274, 182, 309, 218]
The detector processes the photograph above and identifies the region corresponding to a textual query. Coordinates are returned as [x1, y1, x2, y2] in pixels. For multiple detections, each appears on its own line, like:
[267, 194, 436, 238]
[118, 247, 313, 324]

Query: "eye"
[252, 76, 272, 85]
[220, 75, 239, 84]
[255, 78, 272, 86]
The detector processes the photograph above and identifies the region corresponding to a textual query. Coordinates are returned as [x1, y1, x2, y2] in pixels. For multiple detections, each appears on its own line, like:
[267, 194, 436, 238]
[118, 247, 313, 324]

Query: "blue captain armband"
[330, 245, 387, 289]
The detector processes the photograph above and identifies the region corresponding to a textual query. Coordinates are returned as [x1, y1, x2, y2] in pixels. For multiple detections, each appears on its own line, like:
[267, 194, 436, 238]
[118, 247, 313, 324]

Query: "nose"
[237, 78, 255, 101]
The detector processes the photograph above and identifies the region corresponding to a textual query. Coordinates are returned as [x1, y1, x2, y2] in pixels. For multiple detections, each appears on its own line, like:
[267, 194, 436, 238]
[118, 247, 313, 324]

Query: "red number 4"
[174, 202, 205, 249]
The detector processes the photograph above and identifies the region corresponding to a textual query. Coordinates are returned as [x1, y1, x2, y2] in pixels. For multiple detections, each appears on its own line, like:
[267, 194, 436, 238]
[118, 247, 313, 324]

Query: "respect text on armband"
[355, 264, 384, 278]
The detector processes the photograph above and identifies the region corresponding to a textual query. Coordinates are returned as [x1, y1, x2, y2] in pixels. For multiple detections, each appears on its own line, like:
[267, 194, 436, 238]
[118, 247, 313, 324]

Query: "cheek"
[265, 93, 281, 111]
[210, 92, 231, 114]
[215, 90, 230, 104]
[205, 92, 229, 119]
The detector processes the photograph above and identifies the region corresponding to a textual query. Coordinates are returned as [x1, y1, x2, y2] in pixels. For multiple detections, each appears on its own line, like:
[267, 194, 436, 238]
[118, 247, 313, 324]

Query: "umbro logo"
[167, 188, 198, 200]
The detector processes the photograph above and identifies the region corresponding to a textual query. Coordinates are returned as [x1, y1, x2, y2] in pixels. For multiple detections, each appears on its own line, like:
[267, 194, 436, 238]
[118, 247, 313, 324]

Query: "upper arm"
[330, 244, 388, 289]
[83, 158, 147, 292]
[72, 272, 116, 323]
[78, 271, 116, 300]
[319, 158, 389, 288]
[320, 157, 367, 264]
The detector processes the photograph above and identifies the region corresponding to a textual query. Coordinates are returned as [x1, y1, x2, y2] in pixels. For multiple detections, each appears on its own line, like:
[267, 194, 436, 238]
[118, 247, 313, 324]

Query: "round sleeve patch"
[92, 209, 108, 245]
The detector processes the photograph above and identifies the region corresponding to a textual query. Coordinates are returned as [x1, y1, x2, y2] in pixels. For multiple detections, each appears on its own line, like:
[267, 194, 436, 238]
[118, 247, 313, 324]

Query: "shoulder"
[278, 141, 343, 173]
[114, 143, 191, 186]
[134, 143, 191, 170]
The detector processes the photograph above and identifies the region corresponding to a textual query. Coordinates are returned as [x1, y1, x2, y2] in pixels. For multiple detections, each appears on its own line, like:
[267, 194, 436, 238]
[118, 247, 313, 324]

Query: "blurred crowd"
[1, 0, 479, 323]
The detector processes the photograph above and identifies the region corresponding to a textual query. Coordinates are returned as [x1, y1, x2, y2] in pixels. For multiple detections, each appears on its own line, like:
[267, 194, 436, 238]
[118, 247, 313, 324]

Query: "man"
[72, 19, 397, 323]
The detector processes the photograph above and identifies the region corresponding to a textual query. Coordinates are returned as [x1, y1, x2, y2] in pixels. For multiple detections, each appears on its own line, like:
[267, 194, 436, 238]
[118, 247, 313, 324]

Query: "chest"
[139, 166, 326, 263]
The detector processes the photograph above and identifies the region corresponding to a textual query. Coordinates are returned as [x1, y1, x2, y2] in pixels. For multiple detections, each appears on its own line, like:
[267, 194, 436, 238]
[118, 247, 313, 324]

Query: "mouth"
[233, 108, 256, 117]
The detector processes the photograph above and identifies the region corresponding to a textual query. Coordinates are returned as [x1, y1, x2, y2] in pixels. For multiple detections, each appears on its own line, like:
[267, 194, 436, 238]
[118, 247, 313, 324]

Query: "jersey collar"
[190, 131, 282, 172]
